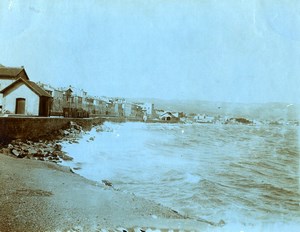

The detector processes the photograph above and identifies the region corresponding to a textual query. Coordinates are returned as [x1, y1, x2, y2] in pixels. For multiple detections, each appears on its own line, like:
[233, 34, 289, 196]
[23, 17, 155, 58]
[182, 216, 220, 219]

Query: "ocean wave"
[61, 122, 300, 226]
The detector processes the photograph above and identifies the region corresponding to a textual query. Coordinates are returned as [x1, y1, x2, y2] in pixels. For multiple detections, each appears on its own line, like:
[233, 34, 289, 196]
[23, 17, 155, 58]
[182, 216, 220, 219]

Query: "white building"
[136, 102, 154, 117]
[0, 65, 30, 110]
[0, 66, 52, 116]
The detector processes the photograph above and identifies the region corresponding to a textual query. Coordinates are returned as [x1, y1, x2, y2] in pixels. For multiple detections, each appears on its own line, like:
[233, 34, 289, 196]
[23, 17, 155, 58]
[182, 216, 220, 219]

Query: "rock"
[20, 145, 29, 152]
[218, 219, 226, 226]
[95, 126, 103, 132]
[54, 144, 62, 151]
[37, 148, 46, 155]
[61, 154, 73, 161]
[8, 144, 13, 149]
[43, 147, 53, 154]
[235, 117, 252, 124]
[70, 121, 76, 127]
[64, 130, 70, 136]
[0, 148, 11, 156]
[33, 153, 45, 158]
[11, 149, 21, 157]
[59, 129, 65, 136]
[55, 151, 73, 161]
[102, 180, 113, 187]
[52, 151, 60, 157]
[74, 125, 82, 131]
[70, 121, 82, 131]
[151, 214, 158, 219]
[13, 139, 22, 145]
[26, 147, 33, 152]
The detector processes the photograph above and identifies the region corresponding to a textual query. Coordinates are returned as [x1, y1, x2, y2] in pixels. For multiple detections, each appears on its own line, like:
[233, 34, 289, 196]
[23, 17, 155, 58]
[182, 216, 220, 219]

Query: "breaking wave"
[61, 122, 300, 230]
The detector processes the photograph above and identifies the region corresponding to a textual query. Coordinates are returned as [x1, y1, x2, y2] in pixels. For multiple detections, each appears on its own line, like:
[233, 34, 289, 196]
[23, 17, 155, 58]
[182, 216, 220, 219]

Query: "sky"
[0, 0, 300, 103]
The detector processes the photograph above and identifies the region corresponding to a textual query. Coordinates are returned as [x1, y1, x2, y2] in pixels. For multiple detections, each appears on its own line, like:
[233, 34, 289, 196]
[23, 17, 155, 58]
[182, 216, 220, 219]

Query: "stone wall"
[0, 117, 105, 142]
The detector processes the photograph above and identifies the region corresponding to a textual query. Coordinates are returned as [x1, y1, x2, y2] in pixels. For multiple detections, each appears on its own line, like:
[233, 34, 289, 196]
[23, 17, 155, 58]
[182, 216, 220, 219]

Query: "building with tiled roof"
[0, 65, 52, 116]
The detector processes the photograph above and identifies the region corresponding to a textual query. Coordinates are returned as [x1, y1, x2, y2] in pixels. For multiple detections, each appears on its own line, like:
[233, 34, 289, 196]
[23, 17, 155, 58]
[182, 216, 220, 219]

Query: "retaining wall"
[0, 117, 105, 142]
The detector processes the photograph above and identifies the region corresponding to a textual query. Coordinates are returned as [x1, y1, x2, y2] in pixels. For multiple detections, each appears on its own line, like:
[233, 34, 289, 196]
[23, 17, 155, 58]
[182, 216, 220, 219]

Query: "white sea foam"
[60, 122, 300, 229]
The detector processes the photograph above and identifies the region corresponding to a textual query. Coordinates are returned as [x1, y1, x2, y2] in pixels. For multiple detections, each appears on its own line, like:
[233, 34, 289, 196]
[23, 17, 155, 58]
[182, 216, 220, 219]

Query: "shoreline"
[0, 154, 209, 231]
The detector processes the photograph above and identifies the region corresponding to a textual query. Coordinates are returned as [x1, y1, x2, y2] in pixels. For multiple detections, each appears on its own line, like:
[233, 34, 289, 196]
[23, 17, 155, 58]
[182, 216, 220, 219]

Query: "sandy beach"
[0, 153, 209, 231]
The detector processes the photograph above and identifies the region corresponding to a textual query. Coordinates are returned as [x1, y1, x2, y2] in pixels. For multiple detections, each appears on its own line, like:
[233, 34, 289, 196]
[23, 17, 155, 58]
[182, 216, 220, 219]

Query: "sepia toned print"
[0, 1, 299, 231]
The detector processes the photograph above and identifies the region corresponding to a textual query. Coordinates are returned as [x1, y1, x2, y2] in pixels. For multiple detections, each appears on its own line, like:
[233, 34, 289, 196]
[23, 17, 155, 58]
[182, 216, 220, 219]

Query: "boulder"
[33, 153, 45, 158]
[54, 151, 73, 161]
[61, 153, 73, 161]
[70, 121, 82, 131]
[11, 149, 25, 158]
[102, 180, 113, 187]
[233, 117, 252, 124]
[11, 149, 20, 157]
[64, 130, 70, 136]
[8, 144, 14, 149]
[27, 148, 38, 156]
[54, 144, 62, 151]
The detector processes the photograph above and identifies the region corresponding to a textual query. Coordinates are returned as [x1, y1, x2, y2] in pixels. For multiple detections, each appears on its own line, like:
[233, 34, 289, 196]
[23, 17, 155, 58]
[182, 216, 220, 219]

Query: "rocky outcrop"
[94, 124, 113, 133]
[225, 117, 253, 125]
[3, 139, 72, 163]
[0, 121, 84, 163]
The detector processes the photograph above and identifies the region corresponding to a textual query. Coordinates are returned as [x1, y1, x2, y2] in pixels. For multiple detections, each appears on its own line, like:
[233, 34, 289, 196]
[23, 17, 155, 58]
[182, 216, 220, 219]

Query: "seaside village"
[0, 65, 186, 123]
[0, 66, 298, 162]
[1, 65, 293, 126]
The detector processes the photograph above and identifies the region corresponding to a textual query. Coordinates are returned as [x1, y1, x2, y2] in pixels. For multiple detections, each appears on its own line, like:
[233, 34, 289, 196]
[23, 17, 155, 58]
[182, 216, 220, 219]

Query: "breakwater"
[0, 117, 105, 142]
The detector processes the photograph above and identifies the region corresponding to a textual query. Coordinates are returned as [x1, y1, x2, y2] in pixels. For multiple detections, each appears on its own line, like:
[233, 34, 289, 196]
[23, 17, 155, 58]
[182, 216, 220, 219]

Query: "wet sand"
[0, 154, 209, 231]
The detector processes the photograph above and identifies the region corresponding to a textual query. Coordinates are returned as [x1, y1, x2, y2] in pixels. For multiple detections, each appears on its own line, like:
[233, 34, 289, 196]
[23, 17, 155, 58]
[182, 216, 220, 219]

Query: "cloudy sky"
[0, 0, 299, 103]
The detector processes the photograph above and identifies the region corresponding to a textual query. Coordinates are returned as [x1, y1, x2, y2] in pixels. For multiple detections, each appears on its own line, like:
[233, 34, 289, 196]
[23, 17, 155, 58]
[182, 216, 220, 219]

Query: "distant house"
[123, 102, 133, 117]
[135, 102, 155, 118]
[0, 77, 52, 116]
[172, 112, 184, 118]
[114, 102, 123, 116]
[159, 112, 179, 122]
[194, 114, 214, 123]
[93, 98, 107, 115]
[62, 88, 73, 108]
[37, 82, 64, 114]
[123, 102, 144, 119]
[84, 96, 94, 113]
[111, 98, 125, 117]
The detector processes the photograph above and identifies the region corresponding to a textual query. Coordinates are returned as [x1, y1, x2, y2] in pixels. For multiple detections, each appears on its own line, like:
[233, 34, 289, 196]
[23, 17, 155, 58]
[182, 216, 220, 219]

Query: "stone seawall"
[0, 117, 105, 142]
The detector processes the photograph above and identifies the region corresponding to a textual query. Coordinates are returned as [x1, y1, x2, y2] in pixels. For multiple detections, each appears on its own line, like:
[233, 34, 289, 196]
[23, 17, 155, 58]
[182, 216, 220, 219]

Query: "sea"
[61, 121, 300, 231]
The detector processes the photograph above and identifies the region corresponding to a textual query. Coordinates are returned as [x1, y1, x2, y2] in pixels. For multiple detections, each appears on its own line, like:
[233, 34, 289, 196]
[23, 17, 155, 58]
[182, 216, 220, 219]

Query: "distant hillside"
[127, 98, 300, 121]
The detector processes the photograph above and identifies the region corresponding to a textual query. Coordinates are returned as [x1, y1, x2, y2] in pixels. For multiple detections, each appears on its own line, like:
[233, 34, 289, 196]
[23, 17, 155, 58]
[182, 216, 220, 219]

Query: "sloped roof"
[0, 77, 52, 98]
[0, 66, 23, 77]
[27, 81, 52, 97]
[159, 112, 177, 118]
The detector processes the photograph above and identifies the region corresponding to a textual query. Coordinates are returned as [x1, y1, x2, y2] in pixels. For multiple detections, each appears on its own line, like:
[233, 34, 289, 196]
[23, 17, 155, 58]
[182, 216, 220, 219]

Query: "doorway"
[16, 98, 25, 114]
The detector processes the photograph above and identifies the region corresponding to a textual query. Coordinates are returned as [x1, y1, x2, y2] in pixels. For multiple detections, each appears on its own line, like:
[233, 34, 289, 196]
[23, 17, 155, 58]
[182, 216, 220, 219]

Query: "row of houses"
[0, 65, 184, 122]
[37, 82, 157, 120]
[0, 65, 157, 119]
